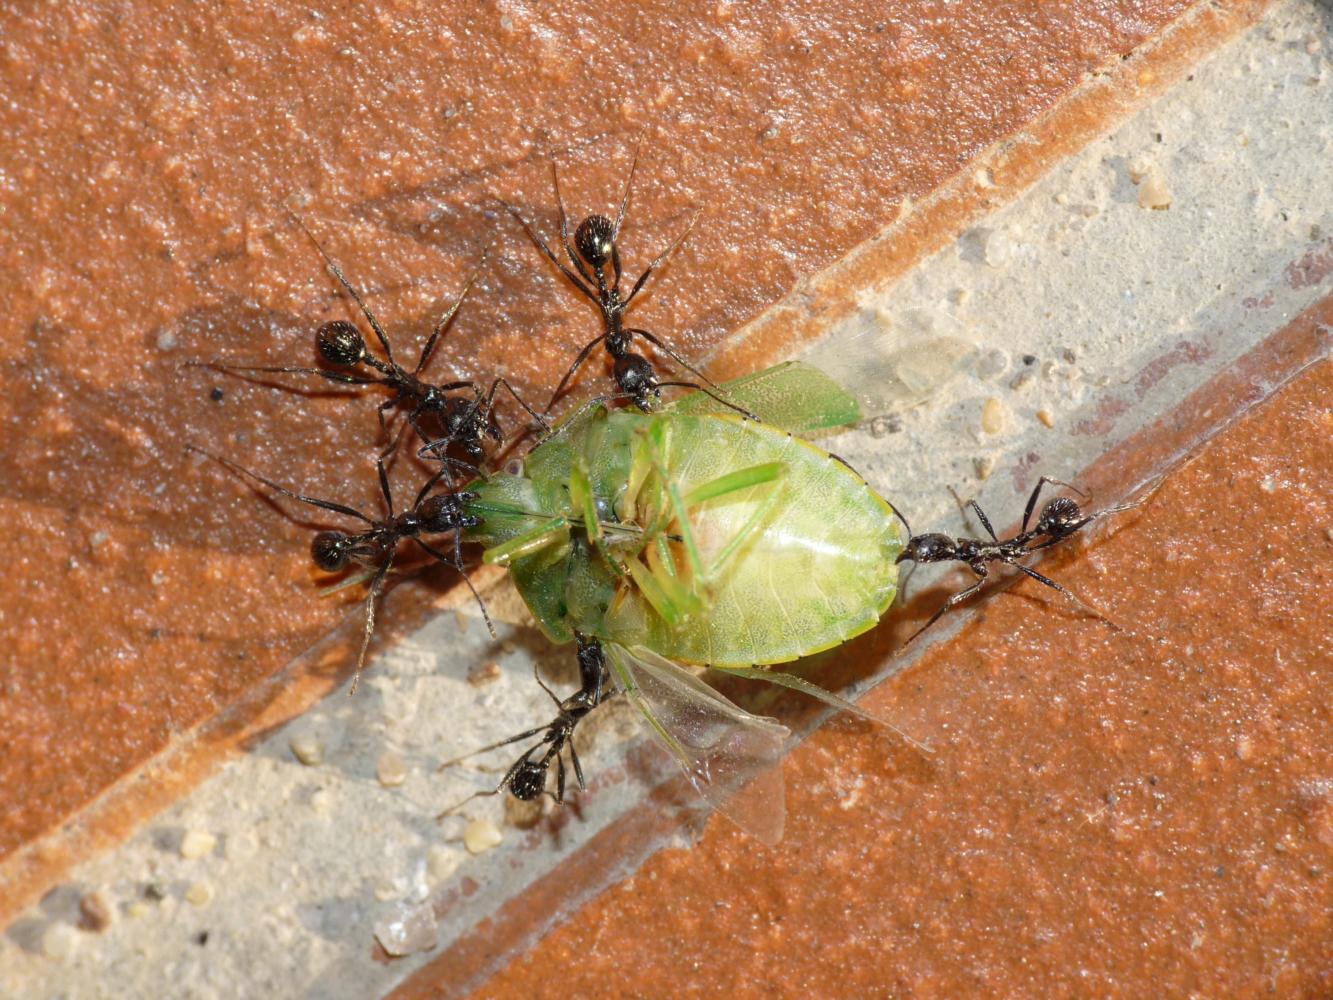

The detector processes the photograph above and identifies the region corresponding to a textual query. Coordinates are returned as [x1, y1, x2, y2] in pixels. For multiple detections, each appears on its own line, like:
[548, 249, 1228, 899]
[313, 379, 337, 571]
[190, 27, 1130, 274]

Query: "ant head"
[1036, 496, 1085, 537]
[614, 353, 662, 412]
[507, 756, 549, 801]
[317, 321, 365, 367]
[418, 492, 479, 533]
[896, 532, 956, 565]
[575, 214, 616, 268]
[311, 530, 353, 571]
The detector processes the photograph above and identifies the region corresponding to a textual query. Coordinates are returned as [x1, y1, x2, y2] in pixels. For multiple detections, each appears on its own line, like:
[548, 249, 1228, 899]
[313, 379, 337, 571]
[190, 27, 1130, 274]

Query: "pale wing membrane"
[606, 643, 790, 845]
[799, 306, 975, 417]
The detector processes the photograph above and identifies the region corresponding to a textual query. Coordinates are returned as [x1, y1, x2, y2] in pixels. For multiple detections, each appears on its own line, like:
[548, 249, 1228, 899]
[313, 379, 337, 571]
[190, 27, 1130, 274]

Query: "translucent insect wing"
[605, 643, 790, 845]
[799, 307, 976, 417]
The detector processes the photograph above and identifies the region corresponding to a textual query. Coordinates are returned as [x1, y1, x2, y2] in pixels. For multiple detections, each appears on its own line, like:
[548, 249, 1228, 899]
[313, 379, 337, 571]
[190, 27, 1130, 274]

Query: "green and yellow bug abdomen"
[605, 413, 903, 666]
[463, 363, 904, 666]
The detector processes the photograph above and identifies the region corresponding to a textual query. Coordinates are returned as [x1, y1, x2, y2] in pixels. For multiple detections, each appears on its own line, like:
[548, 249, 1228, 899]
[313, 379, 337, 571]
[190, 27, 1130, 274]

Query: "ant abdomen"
[509, 760, 548, 801]
[574, 214, 616, 267]
[316, 320, 365, 367]
[1037, 496, 1084, 535]
[311, 530, 352, 571]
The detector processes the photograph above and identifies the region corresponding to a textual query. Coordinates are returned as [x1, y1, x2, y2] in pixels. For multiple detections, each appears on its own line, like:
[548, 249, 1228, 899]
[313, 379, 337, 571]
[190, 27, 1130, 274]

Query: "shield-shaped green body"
[464, 363, 904, 667]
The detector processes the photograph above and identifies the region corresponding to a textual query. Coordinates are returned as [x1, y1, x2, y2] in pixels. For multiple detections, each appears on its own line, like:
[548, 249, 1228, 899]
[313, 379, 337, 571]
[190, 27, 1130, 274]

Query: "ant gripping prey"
[892, 475, 1156, 643]
[504, 144, 755, 420]
[185, 443, 494, 693]
[438, 633, 610, 814]
[189, 215, 545, 466]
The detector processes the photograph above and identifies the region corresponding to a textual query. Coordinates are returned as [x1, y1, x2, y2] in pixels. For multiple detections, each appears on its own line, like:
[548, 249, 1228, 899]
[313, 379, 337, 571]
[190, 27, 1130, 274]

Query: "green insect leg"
[482, 517, 570, 567]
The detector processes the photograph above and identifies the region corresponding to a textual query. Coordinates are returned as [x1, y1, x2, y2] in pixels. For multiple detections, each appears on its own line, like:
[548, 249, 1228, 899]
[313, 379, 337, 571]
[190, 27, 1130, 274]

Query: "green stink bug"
[447, 360, 918, 842]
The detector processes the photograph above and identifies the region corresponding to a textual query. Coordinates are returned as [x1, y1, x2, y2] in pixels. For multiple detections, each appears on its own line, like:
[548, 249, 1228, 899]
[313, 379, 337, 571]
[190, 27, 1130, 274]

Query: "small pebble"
[290, 734, 324, 766]
[1009, 370, 1036, 393]
[374, 901, 438, 957]
[180, 830, 217, 860]
[310, 788, 334, 813]
[185, 882, 214, 907]
[463, 818, 503, 855]
[78, 890, 113, 933]
[377, 750, 408, 788]
[155, 328, 178, 351]
[974, 347, 1010, 381]
[42, 923, 77, 959]
[868, 414, 902, 438]
[973, 456, 996, 481]
[980, 398, 1006, 435]
[374, 881, 400, 903]
[224, 832, 257, 862]
[1138, 173, 1172, 210]
[1037, 409, 1056, 428]
[209, 387, 225, 403]
[981, 228, 1013, 267]
[427, 843, 460, 881]
[126, 901, 151, 920]
[467, 661, 502, 686]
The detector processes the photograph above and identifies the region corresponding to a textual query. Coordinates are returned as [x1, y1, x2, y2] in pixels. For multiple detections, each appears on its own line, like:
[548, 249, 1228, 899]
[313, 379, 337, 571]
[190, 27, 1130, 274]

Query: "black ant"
[505, 145, 751, 418]
[438, 633, 609, 813]
[892, 475, 1155, 643]
[191, 216, 544, 465]
[185, 443, 495, 693]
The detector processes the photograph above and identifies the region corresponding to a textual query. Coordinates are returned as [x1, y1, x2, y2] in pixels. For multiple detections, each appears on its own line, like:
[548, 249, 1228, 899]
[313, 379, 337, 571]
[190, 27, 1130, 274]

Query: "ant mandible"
[192, 214, 544, 466]
[893, 475, 1156, 643]
[505, 144, 740, 416]
[185, 443, 495, 693]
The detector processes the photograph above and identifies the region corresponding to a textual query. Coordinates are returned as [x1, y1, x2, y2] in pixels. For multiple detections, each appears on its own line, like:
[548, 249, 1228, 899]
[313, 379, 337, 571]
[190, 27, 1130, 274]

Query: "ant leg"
[905, 566, 989, 644]
[183, 361, 382, 388]
[437, 727, 549, 772]
[486, 377, 551, 434]
[545, 334, 608, 413]
[611, 138, 642, 241]
[289, 211, 400, 370]
[415, 266, 480, 375]
[625, 327, 721, 391]
[185, 444, 373, 523]
[966, 500, 999, 542]
[1021, 476, 1087, 532]
[349, 553, 394, 696]
[548, 160, 600, 291]
[552, 751, 568, 803]
[623, 208, 700, 308]
[503, 196, 598, 303]
[376, 458, 395, 518]
[568, 740, 587, 793]
[1009, 562, 1118, 628]
[413, 537, 497, 639]
[656, 380, 760, 422]
[608, 139, 645, 288]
